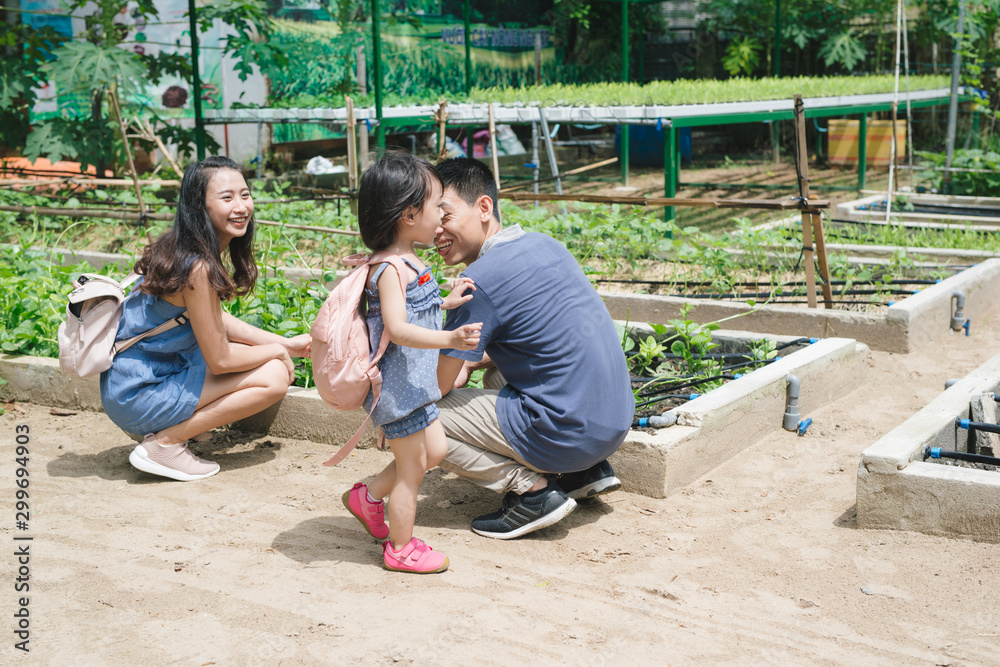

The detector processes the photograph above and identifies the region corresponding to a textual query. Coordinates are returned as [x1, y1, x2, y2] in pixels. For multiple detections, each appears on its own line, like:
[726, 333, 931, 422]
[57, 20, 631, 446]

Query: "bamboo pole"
[793, 95, 833, 309]
[0, 178, 182, 187]
[500, 192, 828, 210]
[0, 205, 359, 235]
[500, 157, 618, 192]
[488, 103, 500, 188]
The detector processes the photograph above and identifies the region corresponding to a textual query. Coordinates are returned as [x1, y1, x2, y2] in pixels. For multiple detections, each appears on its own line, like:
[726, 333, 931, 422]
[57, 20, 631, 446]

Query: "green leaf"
[45, 41, 146, 98]
[819, 32, 867, 72]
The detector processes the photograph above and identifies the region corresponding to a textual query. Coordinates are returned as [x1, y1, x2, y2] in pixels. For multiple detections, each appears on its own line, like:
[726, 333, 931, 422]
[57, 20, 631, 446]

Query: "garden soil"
[4, 316, 1000, 665]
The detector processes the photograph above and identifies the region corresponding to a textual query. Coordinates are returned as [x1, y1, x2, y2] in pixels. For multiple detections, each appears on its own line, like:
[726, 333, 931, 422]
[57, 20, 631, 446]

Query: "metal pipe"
[944, 0, 965, 192]
[371, 0, 384, 149]
[951, 290, 967, 332]
[188, 0, 205, 160]
[633, 412, 678, 429]
[783, 374, 801, 431]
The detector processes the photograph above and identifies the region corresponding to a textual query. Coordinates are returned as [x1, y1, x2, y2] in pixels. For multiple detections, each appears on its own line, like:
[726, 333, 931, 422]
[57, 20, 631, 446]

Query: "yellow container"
[827, 119, 906, 166]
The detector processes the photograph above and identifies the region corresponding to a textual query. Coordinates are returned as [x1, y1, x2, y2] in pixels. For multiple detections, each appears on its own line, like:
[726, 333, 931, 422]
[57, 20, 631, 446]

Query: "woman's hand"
[441, 277, 475, 310]
[276, 347, 296, 384]
[281, 333, 312, 359]
[448, 322, 482, 351]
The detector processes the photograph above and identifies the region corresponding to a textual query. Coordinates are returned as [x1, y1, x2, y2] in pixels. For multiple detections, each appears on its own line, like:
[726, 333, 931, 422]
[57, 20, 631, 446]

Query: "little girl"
[342, 151, 481, 574]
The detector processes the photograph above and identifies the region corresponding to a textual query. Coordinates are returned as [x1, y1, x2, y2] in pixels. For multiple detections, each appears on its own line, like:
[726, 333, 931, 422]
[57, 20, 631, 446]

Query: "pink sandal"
[342, 483, 389, 539]
[383, 537, 449, 574]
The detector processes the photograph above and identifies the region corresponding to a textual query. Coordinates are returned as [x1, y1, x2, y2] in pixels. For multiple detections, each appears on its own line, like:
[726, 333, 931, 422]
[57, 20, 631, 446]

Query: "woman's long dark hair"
[135, 156, 257, 300]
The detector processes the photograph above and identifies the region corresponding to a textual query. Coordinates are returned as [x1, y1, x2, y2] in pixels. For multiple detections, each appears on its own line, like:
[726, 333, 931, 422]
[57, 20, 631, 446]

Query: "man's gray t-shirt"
[442, 230, 634, 473]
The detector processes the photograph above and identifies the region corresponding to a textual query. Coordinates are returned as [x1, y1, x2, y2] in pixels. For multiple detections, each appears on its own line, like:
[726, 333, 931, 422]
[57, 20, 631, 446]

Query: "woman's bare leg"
[155, 358, 289, 445]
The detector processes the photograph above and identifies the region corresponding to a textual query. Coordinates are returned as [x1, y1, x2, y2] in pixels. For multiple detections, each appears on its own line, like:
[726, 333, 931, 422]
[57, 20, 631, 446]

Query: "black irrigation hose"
[924, 446, 1000, 467]
[669, 289, 915, 300]
[596, 277, 940, 287]
[634, 374, 741, 409]
[638, 357, 776, 399]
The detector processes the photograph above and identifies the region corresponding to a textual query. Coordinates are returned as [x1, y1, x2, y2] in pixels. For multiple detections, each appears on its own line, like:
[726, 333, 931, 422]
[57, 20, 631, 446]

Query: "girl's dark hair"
[135, 156, 257, 300]
[357, 150, 441, 251]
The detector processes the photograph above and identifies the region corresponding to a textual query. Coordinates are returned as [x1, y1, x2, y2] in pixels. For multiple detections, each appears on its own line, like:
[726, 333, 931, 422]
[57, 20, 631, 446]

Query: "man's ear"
[477, 194, 494, 223]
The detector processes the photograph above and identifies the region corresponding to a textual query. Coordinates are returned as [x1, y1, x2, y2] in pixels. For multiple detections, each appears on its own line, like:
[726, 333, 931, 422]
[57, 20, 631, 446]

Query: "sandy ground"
[3, 313, 1000, 665]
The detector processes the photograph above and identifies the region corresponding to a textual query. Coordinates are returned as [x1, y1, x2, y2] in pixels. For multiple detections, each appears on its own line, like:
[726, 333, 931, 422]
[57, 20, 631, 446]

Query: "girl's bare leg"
[367, 418, 445, 501]
[155, 358, 289, 445]
[385, 430, 429, 550]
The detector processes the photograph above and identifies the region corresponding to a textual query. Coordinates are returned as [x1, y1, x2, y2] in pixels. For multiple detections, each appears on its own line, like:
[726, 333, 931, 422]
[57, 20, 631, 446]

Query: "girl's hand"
[448, 322, 482, 351]
[441, 277, 475, 310]
[281, 333, 312, 359]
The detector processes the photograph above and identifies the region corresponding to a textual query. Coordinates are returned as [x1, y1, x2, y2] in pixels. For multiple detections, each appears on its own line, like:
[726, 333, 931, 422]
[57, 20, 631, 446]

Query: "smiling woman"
[99, 157, 312, 482]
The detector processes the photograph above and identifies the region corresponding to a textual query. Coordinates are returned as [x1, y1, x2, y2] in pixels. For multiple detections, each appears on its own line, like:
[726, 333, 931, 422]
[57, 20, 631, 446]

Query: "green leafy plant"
[723, 37, 762, 77]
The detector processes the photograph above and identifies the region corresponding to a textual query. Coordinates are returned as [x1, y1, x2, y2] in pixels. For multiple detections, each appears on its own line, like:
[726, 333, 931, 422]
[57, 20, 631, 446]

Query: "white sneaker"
[129, 434, 220, 482]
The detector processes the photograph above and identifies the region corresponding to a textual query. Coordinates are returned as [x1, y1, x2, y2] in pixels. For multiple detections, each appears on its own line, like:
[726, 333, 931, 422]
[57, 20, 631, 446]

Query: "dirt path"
[3, 313, 1000, 664]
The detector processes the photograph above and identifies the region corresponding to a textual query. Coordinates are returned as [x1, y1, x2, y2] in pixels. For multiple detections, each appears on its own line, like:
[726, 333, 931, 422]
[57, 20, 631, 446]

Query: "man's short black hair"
[437, 157, 500, 223]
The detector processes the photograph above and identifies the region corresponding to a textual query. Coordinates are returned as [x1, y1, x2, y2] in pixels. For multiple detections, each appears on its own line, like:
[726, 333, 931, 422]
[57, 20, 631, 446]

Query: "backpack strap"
[321, 252, 413, 467]
[114, 312, 191, 356]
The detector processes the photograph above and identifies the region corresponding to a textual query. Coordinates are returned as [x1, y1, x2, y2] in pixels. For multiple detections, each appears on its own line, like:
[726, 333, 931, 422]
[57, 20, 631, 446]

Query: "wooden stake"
[434, 100, 450, 162]
[345, 96, 358, 216]
[107, 88, 146, 218]
[143, 119, 183, 176]
[792, 95, 834, 309]
[488, 103, 500, 188]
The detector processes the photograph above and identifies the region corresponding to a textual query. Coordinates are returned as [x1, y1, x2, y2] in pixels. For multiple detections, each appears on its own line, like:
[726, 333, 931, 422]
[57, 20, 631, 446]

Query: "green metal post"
[638, 5, 645, 84]
[464, 0, 472, 95]
[188, 0, 205, 160]
[664, 124, 676, 223]
[773, 0, 781, 77]
[620, 0, 629, 186]
[857, 114, 867, 190]
[371, 0, 384, 149]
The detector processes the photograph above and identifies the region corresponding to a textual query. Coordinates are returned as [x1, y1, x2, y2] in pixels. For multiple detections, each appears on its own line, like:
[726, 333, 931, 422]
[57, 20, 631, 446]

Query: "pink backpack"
[310, 252, 408, 466]
[57, 272, 189, 378]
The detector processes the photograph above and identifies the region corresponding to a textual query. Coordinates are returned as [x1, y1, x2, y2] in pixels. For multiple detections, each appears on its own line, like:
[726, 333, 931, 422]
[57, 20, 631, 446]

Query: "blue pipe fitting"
[797, 418, 813, 436]
[956, 418, 972, 430]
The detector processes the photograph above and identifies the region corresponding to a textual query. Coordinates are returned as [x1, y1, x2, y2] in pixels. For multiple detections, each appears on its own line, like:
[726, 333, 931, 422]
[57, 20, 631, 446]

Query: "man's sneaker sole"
[129, 444, 220, 482]
[472, 496, 578, 540]
[566, 476, 622, 500]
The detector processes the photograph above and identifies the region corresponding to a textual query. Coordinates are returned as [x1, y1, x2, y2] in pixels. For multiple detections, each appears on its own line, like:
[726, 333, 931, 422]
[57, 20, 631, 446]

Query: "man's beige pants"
[436, 369, 548, 495]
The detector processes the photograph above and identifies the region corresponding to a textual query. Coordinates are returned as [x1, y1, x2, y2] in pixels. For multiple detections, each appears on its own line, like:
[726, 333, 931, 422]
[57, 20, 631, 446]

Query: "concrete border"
[838, 193, 1000, 228]
[856, 352, 1000, 543]
[617, 337, 868, 498]
[1, 332, 867, 498]
[599, 258, 1000, 353]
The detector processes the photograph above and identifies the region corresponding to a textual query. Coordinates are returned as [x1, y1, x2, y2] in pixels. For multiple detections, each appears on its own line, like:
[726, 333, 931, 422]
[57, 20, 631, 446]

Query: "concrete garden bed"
[837, 193, 1000, 229]
[857, 352, 1000, 543]
[600, 258, 1000, 354]
[0, 329, 867, 498]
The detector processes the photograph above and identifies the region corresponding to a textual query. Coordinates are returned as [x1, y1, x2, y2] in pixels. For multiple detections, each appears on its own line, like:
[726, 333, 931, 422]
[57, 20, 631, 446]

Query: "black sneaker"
[471, 481, 577, 540]
[557, 460, 622, 500]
